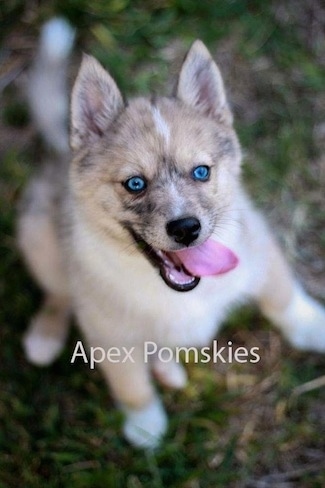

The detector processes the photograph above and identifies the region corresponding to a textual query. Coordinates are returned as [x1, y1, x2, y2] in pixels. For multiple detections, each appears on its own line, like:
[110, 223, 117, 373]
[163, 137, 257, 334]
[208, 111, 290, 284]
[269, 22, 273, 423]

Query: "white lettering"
[250, 347, 261, 363]
[122, 346, 135, 363]
[175, 346, 199, 364]
[234, 346, 248, 363]
[71, 340, 88, 364]
[212, 341, 227, 363]
[90, 346, 105, 369]
[158, 347, 173, 363]
[144, 341, 158, 363]
[106, 347, 121, 363]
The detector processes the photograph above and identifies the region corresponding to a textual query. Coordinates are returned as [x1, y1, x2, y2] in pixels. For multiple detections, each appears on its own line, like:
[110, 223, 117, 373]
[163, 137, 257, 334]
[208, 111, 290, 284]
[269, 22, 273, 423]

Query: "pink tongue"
[174, 239, 238, 277]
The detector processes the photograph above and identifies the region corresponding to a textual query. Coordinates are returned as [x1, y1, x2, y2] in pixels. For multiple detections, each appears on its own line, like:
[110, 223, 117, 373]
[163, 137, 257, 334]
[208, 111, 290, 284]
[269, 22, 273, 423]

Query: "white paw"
[153, 360, 188, 389]
[122, 398, 167, 449]
[23, 331, 64, 366]
[273, 287, 325, 353]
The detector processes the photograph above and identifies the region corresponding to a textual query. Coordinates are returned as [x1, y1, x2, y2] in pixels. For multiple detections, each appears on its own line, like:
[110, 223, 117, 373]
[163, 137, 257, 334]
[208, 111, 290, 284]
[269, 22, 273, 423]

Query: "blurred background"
[1, 1, 324, 487]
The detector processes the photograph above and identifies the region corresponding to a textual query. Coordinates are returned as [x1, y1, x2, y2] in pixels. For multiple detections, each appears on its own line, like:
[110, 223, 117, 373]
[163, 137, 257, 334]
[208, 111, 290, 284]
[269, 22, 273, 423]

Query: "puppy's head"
[70, 41, 241, 291]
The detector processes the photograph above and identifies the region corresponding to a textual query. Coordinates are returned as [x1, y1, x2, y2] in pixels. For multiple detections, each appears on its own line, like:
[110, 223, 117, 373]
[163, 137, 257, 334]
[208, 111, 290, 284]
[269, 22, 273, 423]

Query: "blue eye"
[124, 176, 147, 193]
[192, 165, 210, 181]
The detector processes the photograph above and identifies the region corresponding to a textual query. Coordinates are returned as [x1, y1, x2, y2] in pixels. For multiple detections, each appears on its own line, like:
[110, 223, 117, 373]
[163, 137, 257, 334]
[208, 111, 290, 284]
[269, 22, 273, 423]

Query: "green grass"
[1, 1, 325, 487]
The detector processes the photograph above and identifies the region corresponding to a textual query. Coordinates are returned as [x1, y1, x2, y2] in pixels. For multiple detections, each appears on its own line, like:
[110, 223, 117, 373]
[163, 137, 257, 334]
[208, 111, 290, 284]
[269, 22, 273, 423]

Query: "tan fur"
[18, 214, 67, 296]
[19, 37, 325, 448]
[258, 236, 295, 314]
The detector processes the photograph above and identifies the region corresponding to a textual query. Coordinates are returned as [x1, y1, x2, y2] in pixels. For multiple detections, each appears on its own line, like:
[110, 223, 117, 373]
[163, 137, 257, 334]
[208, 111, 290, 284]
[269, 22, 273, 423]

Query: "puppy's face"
[71, 41, 241, 291]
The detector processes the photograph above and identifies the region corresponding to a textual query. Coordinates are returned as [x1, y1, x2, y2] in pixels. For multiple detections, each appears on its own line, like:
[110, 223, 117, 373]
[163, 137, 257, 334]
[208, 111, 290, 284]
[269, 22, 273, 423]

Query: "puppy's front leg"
[98, 345, 167, 449]
[256, 235, 325, 352]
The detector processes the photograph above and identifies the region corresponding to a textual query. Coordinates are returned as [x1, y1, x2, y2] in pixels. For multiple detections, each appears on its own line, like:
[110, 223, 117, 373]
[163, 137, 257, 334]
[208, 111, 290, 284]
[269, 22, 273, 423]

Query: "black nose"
[166, 217, 201, 246]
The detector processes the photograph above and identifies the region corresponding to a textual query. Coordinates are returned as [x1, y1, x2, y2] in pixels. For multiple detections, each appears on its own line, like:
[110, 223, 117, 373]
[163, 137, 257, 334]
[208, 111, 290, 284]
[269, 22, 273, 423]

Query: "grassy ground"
[1, 1, 325, 487]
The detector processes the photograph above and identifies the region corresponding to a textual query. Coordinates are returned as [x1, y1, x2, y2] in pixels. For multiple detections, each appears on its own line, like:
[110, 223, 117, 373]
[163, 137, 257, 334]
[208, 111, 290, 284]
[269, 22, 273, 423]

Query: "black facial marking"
[156, 157, 184, 185]
[122, 197, 157, 217]
[122, 200, 146, 216]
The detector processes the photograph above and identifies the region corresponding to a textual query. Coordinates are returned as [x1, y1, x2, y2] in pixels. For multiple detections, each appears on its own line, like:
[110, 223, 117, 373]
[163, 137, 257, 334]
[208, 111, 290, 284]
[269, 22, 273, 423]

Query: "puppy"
[18, 19, 325, 448]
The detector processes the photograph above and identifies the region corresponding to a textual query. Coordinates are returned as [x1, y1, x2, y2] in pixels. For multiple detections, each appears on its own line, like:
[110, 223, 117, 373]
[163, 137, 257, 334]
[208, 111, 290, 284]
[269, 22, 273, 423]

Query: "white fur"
[152, 107, 170, 147]
[40, 18, 75, 62]
[167, 181, 187, 219]
[28, 18, 75, 154]
[23, 332, 65, 366]
[123, 398, 168, 449]
[268, 286, 325, 352]
[70, 205, 250, 349]
[153, 359, 188, 389]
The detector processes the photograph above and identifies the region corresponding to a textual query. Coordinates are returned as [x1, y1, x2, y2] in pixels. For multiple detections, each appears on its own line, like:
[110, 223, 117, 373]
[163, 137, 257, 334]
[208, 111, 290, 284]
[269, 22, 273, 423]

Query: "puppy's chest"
[70, 229, 247, 346]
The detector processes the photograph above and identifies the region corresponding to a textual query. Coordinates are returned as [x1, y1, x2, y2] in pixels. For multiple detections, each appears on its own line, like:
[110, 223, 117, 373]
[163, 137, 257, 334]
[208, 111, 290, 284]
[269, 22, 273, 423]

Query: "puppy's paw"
[123, 398, 167, 449]
[23, 328, 65, 366]
[153, 359, 188, 389]
[23, 310, 67, 366]
[273, 287, 325, 353]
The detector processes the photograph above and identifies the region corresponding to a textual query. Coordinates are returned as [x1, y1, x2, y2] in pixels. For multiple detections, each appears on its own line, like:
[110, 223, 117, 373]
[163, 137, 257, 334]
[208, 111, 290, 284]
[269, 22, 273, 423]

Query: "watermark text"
[71, 340, 261, 368]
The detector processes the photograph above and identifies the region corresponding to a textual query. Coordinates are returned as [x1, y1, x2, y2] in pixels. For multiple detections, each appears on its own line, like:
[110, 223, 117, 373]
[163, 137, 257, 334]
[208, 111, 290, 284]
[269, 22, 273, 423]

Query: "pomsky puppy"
[18, 19, 325, 448]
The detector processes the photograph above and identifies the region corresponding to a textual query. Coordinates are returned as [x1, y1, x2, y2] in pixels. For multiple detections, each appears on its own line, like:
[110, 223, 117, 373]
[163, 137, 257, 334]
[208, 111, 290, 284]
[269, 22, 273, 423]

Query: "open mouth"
[128, 230, 239, 293]
[135, 237, 200, 292]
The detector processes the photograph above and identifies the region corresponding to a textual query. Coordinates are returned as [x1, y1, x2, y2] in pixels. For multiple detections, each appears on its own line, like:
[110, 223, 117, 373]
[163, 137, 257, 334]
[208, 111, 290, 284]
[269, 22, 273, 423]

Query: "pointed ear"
[176, 40, 232, 125]
[71, 54, 124, 151]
